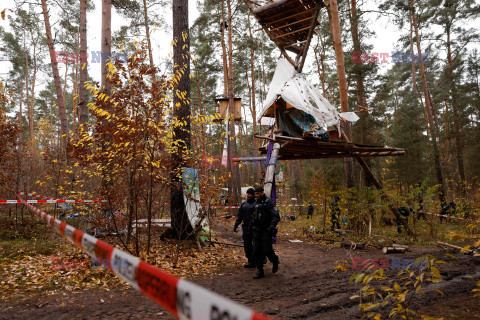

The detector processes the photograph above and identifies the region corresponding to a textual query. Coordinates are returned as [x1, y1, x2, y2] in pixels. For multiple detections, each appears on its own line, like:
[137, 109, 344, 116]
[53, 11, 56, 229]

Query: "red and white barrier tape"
[16, 194, 272, 320]
[212, 203, 324, 209]
[0, 199, 107, 204]
[425, 211, 480, 223]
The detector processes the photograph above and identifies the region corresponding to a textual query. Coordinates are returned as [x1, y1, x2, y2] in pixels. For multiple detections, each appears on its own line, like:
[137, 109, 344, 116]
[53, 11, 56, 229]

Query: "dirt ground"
[1, 219, 479, 320]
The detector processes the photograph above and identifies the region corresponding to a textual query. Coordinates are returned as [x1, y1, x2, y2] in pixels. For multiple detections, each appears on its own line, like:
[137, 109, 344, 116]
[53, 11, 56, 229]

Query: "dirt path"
[1, 220, 479, 319]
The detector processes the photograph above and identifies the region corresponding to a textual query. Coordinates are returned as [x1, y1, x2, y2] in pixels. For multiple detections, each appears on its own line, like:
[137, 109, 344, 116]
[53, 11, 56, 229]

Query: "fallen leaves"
[0, 230, 243, 301]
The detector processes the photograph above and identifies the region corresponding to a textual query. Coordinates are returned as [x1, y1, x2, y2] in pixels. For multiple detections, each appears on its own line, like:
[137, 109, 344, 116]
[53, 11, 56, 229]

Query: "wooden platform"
[245, 0, 325, 71]
[256, 134, 405, 160]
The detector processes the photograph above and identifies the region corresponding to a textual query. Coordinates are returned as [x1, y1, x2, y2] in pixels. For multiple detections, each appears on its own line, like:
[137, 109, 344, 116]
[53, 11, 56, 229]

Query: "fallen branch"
[205, 240, 243, 248]
[437, 241, 478, 255]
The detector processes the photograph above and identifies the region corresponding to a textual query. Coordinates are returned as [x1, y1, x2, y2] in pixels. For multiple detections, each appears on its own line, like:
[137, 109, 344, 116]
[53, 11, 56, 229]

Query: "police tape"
[212, 203, 324, 209]
[0, 199, 108, 204]
[425, 211, 480, 223]
[16, 194, 273, 320]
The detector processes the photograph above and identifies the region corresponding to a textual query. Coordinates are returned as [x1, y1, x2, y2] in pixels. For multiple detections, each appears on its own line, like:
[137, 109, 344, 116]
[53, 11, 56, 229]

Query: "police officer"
[233, 188, 256, 268]
[251, 186, 280, 279]
[416, 199, 426, 220]
[307, 203, 314, 219]
[396, 206, 412, 233]
[330, 196, 341, 231]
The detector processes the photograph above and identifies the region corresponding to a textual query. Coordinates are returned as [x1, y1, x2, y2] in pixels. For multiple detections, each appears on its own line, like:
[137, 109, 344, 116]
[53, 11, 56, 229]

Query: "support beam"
[264, 143, 281, 199]
[296, 1, 323, 72]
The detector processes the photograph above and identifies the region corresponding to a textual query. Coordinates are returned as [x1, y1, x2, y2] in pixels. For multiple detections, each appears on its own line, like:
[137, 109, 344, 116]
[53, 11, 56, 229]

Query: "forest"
[0, 0, 479, 319]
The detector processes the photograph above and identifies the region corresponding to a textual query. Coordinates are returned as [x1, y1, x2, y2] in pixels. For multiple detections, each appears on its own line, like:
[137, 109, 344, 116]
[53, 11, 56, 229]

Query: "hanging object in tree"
[213, 97, 242, 122]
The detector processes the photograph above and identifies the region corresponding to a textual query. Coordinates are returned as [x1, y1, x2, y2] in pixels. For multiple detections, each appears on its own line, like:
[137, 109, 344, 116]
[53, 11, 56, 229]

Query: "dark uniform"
[416, 200, 426, 220]
[396, 206, 412, 233]
[440, 201, 456, 222]
[307, 204, 314, 219]
[234, 196, 256, 267]
[330, 197, 341, 230]
[252, 194, 280, 279]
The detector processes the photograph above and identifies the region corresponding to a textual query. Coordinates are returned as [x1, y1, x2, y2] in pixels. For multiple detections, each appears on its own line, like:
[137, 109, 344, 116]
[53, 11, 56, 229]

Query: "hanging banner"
[220, 136, 228, 167]
[275, 165, 284, 183]
[183, 168, 208, 230]
[221, 107, 230, 167]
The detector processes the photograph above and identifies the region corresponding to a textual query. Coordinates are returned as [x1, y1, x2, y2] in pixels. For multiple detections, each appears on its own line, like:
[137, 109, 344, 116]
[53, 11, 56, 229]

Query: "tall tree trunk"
[247, 13, 259, 182]
[101, 0, 112, 94]
[78, 0, 89, 126]
[142, 0, 157, 87]
[22, 24, 34, 147]
[328, 0, 355, 188]
[446, 24, 466, 184]
[72, 34, 79, 136]
[349, 0, 373, 188]
[171, 0, 192, 239]
[41, 0, 68, 150]
[192, 59, 206, 156]
[411, 0, 446, 202]
[226, 0, 241, 205]
[349, 0, 367, 143]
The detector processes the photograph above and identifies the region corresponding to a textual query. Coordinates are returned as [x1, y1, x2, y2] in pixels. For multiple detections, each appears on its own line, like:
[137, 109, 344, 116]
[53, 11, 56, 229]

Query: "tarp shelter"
[258, 58, 359, 137]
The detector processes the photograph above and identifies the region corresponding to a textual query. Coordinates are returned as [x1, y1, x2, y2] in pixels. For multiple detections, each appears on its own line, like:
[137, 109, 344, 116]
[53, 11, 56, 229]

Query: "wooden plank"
[244, 0, 297, 66]
[267, 16, 314, 33]
[273, 26, 311, 40]
[255, 2, 317, 23]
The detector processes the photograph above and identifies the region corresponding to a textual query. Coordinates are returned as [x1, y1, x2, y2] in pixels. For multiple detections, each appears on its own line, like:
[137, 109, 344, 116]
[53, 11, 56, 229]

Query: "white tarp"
[259, 58, 359, 132]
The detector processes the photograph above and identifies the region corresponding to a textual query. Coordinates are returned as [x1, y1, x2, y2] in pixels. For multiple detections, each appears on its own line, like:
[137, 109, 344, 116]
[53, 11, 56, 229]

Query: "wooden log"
[340, 240, 365, 250]
[382, 246, 406, 254]
[392, 243, 409, 251]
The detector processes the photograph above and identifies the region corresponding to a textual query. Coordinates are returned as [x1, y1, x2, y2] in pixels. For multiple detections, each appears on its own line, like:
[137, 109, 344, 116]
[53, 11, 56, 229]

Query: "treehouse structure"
[242, 0, 406, 208]
[213, 97, 242, 122]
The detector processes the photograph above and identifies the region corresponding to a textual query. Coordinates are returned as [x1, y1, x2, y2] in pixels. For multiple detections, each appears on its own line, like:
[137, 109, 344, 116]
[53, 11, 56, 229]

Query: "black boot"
[272, 257, 279, 274]
[253, 269, 265, 279]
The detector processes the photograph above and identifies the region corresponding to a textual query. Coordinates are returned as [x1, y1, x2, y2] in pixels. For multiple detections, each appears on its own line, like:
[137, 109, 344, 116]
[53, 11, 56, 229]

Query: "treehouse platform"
[245, 0, 325, 71]
[255, 134, 405, 161]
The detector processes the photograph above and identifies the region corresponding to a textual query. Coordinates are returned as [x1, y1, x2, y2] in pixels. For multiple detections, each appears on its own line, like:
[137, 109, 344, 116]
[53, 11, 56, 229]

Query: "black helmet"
[254, 186, 264, 193]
